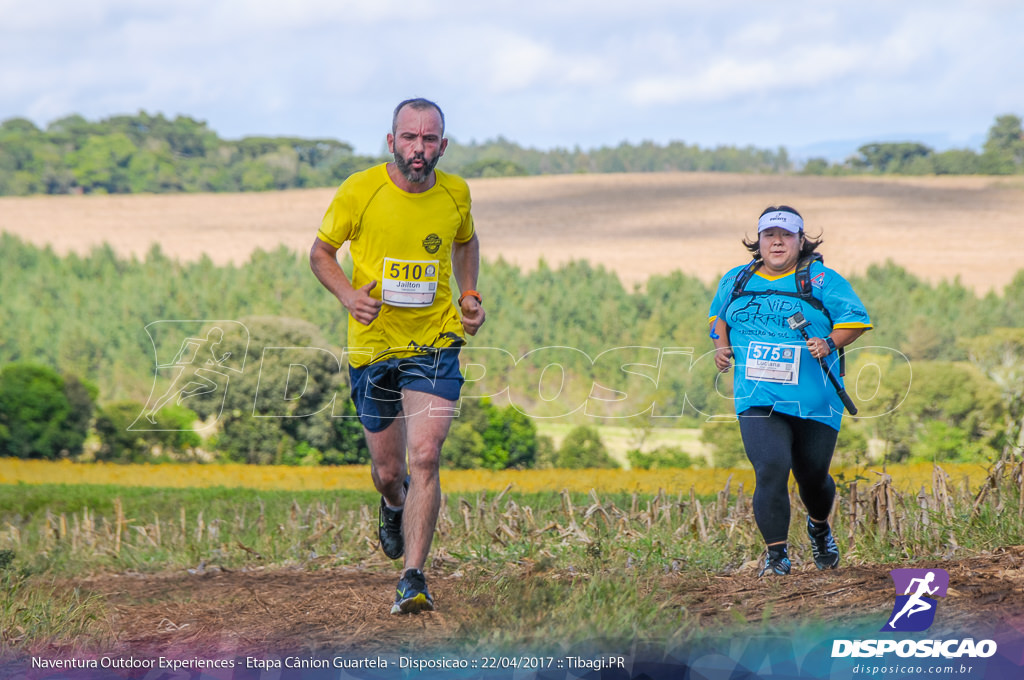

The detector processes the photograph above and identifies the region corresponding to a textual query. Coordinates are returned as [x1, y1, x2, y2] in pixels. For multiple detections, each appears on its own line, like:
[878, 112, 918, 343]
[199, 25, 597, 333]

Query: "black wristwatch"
[825, 336, 837, 353]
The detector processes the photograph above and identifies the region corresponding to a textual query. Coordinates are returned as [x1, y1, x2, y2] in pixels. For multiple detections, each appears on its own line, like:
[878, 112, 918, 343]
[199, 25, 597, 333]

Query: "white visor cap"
[757, 210, 804, 234]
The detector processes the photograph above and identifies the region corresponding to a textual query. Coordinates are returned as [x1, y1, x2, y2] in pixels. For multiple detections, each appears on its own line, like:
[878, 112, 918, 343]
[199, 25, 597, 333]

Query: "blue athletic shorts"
[348, 349, 464, 433]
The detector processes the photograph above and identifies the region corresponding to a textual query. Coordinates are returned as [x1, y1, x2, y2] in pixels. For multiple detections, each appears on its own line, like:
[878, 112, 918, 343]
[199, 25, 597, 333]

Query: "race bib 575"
[744, 341, 801, 385]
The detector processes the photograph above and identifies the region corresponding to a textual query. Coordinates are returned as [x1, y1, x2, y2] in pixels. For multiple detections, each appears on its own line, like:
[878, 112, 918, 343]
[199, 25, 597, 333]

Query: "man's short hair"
[392, 98, 445, 136]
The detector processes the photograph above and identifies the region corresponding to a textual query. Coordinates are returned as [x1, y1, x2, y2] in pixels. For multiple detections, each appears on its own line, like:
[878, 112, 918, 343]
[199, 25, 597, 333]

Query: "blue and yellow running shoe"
[391, 568, 434, 614]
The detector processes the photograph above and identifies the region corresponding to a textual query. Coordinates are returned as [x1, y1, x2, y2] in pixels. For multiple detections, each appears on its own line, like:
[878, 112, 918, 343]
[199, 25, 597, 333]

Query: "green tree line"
[0, 112, 381, 195]
[0, 111, 792, 196]
[443, 137, 791, 176]
[801, 114, 1024, 176]
[1, 234, 1023, 467]
[3, 111, 1024, 196]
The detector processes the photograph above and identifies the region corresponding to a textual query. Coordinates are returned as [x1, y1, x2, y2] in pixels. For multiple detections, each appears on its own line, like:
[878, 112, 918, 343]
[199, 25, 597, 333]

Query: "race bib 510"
[381, 258, 439, 307]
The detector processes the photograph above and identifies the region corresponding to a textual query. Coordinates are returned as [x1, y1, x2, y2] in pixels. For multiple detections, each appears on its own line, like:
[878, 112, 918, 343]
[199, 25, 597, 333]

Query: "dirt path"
[49, 545, 1024, 658]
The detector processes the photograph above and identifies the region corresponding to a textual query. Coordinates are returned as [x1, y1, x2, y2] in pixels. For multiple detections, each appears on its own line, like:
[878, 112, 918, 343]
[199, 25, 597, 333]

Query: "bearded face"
[388, 104, 447, 188]
[393, 147, 441, 184]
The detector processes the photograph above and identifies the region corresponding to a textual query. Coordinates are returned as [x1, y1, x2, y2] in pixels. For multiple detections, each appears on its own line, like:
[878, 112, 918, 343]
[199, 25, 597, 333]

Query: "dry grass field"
[2, 172, 1024, 292]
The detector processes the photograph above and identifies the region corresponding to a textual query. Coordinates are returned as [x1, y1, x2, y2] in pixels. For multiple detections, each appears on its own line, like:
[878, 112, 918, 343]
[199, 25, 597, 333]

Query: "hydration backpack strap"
[710, 259, 760, 339]
[794, 252, 823, 299]
[794, 252, 846, 375]
[729, 258, 761, 304]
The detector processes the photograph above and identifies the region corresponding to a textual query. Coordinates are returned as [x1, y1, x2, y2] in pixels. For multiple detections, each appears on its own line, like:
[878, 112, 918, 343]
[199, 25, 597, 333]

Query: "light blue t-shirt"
[708, 259, 872, 430]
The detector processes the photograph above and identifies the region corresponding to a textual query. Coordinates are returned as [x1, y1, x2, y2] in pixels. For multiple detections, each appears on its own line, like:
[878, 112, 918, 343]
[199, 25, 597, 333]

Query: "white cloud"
[626, 42, 869, 107]
[1, 1, 1023, 153]
[469, 33, 555, 93]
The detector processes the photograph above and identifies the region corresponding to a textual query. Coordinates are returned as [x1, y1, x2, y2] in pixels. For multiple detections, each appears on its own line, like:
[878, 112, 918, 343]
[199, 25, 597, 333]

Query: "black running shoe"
[378, 478, 408, 560]
[807, 516, 840, 570]
[390, 568, 434, 614]
[758, 547, 792, 577]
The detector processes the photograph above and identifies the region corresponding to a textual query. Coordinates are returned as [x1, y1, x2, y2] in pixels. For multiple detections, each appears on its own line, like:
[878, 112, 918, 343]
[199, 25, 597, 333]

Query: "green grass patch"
[535, 424, 707, 467]
[0, 559, 110, 656]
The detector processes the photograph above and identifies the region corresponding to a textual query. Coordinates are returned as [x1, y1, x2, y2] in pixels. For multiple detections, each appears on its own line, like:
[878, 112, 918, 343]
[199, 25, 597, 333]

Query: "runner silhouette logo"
[134, 320, 250, 432]
[881, 568, 949, 632]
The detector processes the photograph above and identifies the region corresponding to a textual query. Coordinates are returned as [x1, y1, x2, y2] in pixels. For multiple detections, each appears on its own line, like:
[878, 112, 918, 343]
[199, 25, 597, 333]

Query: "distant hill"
[789, 132, 986, 165]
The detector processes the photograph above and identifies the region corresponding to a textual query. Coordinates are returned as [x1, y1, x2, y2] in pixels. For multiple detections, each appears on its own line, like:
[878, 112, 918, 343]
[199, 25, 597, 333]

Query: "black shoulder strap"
[729, 258, 761, 303]
[794, 252, 827, 319]
[709, 259, 760, 340]
[794, 252, 823, 298]
[730, 253, 825, 313]
[795, 252, 846, 376]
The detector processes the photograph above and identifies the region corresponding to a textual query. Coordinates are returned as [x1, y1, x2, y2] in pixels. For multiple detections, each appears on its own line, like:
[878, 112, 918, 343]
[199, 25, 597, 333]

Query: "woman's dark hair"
[742, 204, 823, 260]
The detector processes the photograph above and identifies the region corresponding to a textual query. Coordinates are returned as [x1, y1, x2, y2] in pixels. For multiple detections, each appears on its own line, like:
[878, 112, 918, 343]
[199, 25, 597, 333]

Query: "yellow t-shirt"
[317, 164, 475, 367]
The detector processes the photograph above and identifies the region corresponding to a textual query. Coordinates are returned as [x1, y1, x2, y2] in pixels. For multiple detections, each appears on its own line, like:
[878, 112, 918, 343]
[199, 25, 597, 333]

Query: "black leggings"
[737, 407, 839, 545]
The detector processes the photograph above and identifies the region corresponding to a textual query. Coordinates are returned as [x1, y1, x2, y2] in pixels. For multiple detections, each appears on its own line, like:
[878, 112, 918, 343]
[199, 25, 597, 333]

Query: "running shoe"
[807, 516, 840, 570]
[758, 547, 791, 577]
[378, 478, 409, 560]
[390, 568, 434, 614]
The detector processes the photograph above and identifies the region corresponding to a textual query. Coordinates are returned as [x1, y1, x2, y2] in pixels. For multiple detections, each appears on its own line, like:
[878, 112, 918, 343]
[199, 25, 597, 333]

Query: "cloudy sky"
[2, 1, 1021, 159]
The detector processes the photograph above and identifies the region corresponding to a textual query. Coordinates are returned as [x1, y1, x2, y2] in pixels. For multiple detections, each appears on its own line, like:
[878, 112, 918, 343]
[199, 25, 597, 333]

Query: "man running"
[310, 98, 485, 614]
